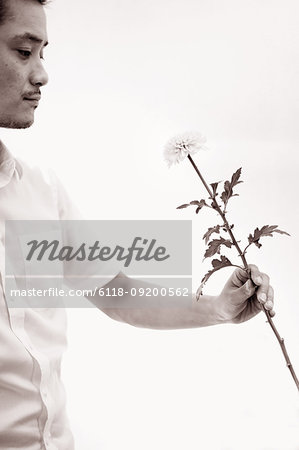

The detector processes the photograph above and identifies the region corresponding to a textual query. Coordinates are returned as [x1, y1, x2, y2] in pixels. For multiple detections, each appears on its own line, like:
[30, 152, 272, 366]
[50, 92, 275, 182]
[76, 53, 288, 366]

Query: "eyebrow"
[11, 32, 48, 47]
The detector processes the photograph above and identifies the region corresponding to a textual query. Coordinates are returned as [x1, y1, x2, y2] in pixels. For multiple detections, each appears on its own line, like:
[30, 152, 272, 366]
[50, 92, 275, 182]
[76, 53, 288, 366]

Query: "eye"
[17, 49, 32, 58]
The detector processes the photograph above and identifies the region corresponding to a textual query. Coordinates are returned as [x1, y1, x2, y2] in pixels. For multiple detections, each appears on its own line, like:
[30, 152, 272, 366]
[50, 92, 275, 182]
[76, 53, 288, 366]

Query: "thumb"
[229, 267, 250, 288]
[232, 278, 256, 306]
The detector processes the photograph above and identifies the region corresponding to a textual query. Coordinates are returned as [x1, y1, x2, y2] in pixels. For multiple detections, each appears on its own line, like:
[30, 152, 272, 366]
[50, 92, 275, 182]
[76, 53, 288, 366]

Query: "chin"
[0, 116, 34, 129]
[11, 121, 34, 129]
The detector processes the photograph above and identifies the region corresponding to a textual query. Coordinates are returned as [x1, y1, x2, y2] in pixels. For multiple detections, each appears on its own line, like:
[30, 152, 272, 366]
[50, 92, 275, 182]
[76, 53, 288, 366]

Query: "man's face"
[0, 0, 48, 128]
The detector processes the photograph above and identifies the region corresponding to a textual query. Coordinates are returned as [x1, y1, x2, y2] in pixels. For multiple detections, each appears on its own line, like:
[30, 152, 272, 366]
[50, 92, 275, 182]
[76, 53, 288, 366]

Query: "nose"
[29, 59, 49, 87]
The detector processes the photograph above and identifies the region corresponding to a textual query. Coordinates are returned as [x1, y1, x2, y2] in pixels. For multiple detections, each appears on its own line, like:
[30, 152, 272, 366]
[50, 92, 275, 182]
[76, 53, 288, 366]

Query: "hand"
[214, 264, 275, 324]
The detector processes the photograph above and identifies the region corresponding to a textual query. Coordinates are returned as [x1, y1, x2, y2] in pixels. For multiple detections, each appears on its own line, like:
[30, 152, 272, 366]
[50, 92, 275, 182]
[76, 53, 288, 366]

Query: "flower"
[163, 131, 207, 167]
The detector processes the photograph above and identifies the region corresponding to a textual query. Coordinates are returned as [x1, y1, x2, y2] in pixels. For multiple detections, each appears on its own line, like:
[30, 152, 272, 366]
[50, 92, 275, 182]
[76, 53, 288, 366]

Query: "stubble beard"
[0, 116, 34, 129]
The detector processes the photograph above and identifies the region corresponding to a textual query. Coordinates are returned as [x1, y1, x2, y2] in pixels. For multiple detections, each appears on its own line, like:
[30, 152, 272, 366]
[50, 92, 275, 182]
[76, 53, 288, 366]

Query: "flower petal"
[164, 131, 207, 166]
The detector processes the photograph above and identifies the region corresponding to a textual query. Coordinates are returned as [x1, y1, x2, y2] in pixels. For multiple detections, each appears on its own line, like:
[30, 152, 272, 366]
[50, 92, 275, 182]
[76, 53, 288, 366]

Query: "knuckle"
[244, 287, 251, 297]
[268, 285, 274, 300]
[265, 300, 274, 310]
[245, 284, 254, 297]
[261, 273, 270, 283]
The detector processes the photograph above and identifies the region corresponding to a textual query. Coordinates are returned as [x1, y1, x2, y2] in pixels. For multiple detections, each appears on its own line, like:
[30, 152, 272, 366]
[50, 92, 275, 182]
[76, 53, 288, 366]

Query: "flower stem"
[188, 155, 247, 268]
[263, 307, 299, 391]
[187, 154, 299, 392]
[187, 154, 214, 198]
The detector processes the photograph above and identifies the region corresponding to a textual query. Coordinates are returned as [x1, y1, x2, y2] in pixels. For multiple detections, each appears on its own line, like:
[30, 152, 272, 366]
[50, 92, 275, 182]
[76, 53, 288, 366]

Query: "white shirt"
[0, 141, 77, 450]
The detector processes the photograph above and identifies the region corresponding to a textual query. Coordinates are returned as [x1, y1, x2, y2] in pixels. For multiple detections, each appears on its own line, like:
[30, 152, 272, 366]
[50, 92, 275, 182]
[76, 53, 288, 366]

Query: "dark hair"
[0, 0, 48, 25]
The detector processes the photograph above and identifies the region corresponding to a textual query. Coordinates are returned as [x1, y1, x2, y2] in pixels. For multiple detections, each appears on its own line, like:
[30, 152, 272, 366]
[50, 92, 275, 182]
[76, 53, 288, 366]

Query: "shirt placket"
[0, 239, 58, 450]
[7, 307, 58, 450]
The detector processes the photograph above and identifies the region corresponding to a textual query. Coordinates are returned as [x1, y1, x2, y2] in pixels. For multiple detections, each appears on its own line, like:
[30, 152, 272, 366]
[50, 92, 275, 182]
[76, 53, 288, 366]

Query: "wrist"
[212, 293, 236, 324]
[209, 294, 232, 324]
[194, 293, 228, 326]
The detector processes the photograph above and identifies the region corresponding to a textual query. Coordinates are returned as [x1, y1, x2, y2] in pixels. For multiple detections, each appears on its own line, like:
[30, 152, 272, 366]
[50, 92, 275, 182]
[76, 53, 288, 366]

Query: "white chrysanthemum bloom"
[164, 132, 207, 167]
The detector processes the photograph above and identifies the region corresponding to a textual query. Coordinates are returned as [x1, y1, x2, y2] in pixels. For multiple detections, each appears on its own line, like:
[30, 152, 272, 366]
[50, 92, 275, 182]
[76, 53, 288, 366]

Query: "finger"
[264, 299, 273, 309]
[267, 285, 274, 303]
[264, 285, 274, 311]
[255, 274, 270, 304]
[264, 303, 276, 317]
[248, 265, 270, 304]
[248, 264, 263, 286]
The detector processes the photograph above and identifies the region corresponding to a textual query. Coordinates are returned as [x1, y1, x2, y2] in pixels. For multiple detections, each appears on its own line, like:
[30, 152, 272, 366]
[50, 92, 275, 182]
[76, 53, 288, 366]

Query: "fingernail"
[256, 276, 262, 284]
[258, 293, 267, 302]
[265, 300, 273, 309]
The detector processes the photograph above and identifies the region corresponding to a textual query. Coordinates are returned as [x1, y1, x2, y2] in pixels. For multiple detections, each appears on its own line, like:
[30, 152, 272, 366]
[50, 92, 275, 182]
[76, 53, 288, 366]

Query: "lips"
[24, 95, 41, 101]
[23, 95, 41, 108]
[23, 90, 41, 102]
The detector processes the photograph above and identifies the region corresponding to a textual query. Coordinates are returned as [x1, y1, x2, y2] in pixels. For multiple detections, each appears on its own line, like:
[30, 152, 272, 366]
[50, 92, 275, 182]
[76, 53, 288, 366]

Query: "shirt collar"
[0, 140, 23, 188]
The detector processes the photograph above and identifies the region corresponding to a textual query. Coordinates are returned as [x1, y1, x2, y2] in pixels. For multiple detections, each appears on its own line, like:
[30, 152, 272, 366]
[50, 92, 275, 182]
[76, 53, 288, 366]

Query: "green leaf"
[176, 203, 190, 209]
[220, 168, 243, 206]
[202, 225, 221, 244]
[248, 225, 290, 248]
[210, 182, 220, 197]
[211, 255, 233, 270]
[177, 199, 208, 211]
[190, 199, 208, 211]
[199, 256, 233, 294]
[204, 237, 232, 258]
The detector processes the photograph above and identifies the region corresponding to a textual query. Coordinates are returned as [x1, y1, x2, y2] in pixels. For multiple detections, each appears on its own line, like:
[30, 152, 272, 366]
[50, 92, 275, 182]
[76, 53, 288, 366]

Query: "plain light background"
[1, 0, 299, 449]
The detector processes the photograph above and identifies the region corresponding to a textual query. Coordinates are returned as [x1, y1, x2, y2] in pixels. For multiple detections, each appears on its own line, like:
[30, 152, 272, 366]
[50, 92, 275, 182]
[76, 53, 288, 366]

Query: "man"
[0, 0, 274, 449]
